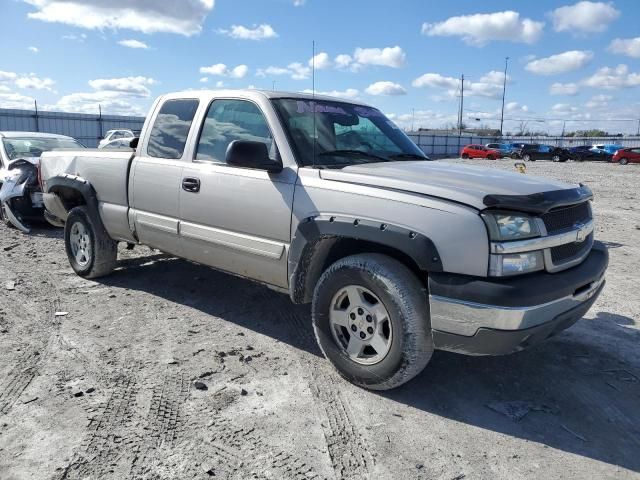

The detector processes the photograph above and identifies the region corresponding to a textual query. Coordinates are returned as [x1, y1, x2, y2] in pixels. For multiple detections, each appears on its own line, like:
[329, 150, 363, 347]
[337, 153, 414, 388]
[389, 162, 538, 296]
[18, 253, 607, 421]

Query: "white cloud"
[301, 88, 360, 99]
[22, 0, 215, 36]
[0, 71, 18, 82]
[0, 92, 36, 109]
[525, 50, 593, 75]
[215, 80, 224, 88]
[412, 71, 505, 98]
[551, 103, 579, 113]
[199, 77, 209, 83]
[218, 24, 278, 40]
[308, 52, 332, 70]
[609, 37, 640, 59]
[199, 63, 249, 79]
[582, 64, 640, 89]
[550, 1, 619, 33]
[550, 82, 579, 95]
[62, 33, 87, 42]
[505, 101, 529, 113]
[88, 76, 156, 97]
[334, 54, 353, 69]
[353, 46, 406, 68]
[421, 11, 544, 46]
[0, 85, 10, 92]
[28, 46, 39, 53]
[293, 0, 305, 5]
[365, 81, 407, 96]
[49, 91, 145, 115]
[584, 94, 613, 109]
[118, 39, 149, 49]
[15, 74, 55, 91]
[257, 62, 310, 80]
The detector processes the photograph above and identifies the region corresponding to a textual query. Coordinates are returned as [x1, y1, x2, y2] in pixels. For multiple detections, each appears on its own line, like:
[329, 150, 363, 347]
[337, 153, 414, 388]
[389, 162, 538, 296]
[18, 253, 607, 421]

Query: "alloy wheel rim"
[69, 221, 91, 267]
[329, 285, 393, 365]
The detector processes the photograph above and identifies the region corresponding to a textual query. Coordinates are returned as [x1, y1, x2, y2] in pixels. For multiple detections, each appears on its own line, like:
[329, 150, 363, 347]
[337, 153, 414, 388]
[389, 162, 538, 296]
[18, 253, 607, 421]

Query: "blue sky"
[1, 0, 639, 134]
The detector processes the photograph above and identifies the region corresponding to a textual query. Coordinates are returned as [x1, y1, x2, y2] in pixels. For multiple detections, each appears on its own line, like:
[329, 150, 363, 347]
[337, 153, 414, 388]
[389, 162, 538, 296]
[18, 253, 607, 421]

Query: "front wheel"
[552, 154, 561, 162]
[523, 154, 532, 161]
[64, 206, 117, 278]
[461, 153, 469, 159]
[312, 254, 433, 390]
[619, 158, 629, 165]
[486, 155, 495, 160]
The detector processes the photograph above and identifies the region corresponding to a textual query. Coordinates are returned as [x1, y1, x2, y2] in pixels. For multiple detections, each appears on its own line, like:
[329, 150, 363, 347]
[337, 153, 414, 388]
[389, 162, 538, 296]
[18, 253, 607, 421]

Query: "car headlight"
[489, 252, 544, 276]
[482, 211, 541, 241]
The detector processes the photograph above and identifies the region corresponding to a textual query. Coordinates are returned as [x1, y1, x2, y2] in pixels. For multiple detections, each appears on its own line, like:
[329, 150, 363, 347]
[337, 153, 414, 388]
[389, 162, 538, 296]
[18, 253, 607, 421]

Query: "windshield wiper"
[317, 149, 391, 163]
[388, 153, 430, 160]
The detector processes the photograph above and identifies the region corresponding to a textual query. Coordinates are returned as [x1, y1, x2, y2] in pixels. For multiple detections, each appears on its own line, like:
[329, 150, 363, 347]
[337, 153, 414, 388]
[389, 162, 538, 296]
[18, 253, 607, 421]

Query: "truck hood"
[319, 161, 577, 211]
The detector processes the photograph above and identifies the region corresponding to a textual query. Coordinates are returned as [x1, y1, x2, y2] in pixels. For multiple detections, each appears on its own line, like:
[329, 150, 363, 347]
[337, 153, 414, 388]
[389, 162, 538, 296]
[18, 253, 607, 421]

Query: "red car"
[612, 147, 640, 165]
[461, 144, 503, 160]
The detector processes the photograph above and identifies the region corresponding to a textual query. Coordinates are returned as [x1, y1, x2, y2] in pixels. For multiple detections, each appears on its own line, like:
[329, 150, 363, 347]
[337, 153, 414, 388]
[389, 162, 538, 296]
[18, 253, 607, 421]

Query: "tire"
[619, 158, 629, 165]
[552, 154, 561, 162]
[523, 154, 531, 162]
[487, 155, 494, 160]
[461, 153, 469, 159]
[312, 253, 433, 390]
[64, 206, 117, 278]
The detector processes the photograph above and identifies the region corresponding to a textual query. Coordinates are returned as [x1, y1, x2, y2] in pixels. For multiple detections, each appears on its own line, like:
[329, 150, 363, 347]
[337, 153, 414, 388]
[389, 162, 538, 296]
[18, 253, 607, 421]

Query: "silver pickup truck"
[40, 90, 608, 390]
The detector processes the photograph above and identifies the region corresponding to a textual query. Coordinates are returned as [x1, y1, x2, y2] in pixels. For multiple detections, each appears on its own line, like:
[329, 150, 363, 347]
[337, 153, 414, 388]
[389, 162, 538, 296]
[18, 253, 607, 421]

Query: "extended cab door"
[178, 98, 296, 288]
[129, 97, 200, 256]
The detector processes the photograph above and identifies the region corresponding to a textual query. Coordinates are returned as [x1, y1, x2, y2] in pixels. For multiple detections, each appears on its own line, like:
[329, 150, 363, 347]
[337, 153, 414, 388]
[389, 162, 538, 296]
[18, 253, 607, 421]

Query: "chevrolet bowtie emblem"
[575, 223, 588, 243]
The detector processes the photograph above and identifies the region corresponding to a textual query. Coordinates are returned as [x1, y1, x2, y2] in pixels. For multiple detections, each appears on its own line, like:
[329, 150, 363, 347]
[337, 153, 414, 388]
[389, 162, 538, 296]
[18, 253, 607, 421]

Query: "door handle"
[182, 177, 201, 193]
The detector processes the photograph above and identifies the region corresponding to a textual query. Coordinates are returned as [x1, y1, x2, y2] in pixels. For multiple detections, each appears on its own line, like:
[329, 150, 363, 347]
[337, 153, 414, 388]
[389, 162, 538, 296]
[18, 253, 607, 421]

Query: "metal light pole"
[458, 74, 464, 135]
[499, 57, 509, 136]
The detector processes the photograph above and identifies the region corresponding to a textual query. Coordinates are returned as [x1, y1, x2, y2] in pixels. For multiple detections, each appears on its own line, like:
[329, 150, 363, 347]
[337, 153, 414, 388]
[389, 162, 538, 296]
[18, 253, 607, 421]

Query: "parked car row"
[460, 142, 639, 164]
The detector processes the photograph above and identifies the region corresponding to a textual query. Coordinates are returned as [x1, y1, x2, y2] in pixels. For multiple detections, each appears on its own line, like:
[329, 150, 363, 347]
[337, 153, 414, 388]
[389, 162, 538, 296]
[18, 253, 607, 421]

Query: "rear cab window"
[147, 99, 199, 159]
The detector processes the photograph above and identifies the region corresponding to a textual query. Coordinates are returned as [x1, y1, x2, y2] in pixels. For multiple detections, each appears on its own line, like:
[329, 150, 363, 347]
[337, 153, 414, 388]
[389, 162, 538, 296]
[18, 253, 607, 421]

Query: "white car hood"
[319, 161, 577, 210]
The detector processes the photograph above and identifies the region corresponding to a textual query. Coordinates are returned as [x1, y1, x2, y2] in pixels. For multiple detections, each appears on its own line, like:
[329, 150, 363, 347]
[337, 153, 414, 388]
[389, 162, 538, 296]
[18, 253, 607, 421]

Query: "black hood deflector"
[483, 184, 593, 214]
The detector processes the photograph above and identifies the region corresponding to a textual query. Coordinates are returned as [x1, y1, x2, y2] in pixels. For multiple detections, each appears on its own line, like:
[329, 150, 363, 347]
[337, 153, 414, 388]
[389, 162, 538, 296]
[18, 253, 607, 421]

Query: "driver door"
[179, 99, 296, 288]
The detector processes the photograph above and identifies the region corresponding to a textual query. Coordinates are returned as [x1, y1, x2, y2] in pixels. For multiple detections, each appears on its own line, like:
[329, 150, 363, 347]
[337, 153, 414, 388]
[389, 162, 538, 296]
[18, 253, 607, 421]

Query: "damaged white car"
[0, 131, 84, 232]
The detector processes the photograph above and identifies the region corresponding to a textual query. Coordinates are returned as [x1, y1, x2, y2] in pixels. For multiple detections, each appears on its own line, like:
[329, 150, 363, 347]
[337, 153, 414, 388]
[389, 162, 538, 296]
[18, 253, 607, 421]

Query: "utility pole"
[637, 118, 640, 136]
[499, 56, 509, 136]
[272, 81, 276, 91]
[411, 108, 415, 132]
[34, 100, 39, 132]
[458, 74, 464, 135]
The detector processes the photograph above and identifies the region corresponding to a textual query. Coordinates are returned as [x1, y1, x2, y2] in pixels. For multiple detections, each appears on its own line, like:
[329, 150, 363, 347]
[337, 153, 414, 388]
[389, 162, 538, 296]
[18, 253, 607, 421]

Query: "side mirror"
[129, 137, 139, 149]
[225, 140, 282, 173]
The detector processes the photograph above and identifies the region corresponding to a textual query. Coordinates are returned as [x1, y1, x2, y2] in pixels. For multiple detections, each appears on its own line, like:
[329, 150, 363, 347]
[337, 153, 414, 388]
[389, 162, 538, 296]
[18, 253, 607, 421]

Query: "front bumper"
[428, 242, 608, 355]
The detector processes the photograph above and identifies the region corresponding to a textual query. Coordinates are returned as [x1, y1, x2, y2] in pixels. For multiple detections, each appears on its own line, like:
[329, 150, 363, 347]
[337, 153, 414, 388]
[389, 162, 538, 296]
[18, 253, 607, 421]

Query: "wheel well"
[50, 185, 87, 212]
[292, 236, 425, 304]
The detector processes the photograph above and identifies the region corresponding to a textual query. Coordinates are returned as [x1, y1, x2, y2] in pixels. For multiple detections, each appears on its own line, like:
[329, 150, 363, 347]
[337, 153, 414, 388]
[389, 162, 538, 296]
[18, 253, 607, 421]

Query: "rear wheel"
[523, 154, 531, 161]
[619, 157, 629, 165]
[487, 154, 495, 160]
[461, 153, 469, 159]
[0, 201, 13, 227]
[312, 253, 433, 390]
[65, 206, 117, 278]
[552, 154, 561, 162]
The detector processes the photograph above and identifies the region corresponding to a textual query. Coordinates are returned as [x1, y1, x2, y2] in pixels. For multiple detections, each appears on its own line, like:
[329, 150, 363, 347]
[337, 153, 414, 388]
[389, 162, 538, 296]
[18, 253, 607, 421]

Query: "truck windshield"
[3, 137, 84, 160]
[272, 98, 428, 167]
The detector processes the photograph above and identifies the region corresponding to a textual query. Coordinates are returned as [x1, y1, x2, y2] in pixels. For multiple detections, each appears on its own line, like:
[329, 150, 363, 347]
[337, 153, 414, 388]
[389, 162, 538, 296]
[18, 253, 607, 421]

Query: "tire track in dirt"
[59, 368, 140, 480]
[277, 302, 373, 480]
[0, 350, 41, 414]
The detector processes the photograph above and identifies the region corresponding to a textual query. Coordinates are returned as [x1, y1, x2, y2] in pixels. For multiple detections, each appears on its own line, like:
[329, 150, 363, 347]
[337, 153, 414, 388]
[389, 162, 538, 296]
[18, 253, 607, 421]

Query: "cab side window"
[195, 99, 275, 163]
[147, 99, 199, 159]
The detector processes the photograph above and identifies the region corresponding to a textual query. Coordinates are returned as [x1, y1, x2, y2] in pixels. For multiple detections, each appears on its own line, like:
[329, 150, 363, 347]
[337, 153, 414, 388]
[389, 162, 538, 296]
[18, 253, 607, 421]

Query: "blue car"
[485, 143, 515, 155]
[590, 144, 624, 155]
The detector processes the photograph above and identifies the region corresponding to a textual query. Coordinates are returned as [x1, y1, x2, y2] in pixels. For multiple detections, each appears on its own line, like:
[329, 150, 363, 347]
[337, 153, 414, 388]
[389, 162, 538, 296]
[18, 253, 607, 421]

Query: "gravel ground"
[0, 159, 638, 480]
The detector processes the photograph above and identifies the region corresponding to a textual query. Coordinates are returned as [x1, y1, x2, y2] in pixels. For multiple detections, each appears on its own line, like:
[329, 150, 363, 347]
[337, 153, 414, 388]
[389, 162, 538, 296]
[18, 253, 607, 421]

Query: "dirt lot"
[0, 159, 639, 480]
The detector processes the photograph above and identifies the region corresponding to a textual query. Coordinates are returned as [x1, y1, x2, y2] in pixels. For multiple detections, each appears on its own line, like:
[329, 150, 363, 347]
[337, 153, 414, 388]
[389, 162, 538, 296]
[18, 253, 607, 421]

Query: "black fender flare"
[45, 175, 101, 219]
[288, 214, 443, 303]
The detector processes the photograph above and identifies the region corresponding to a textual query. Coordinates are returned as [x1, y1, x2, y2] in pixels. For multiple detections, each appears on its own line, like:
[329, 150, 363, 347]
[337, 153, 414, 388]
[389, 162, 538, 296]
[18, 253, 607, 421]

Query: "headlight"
[489, 252, 544, 276]
[482, 211, 540, 241]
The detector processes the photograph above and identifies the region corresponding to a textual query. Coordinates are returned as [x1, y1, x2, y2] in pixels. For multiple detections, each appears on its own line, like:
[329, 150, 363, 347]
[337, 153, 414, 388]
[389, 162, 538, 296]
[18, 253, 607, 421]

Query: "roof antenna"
[312, 39, 316, 168]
